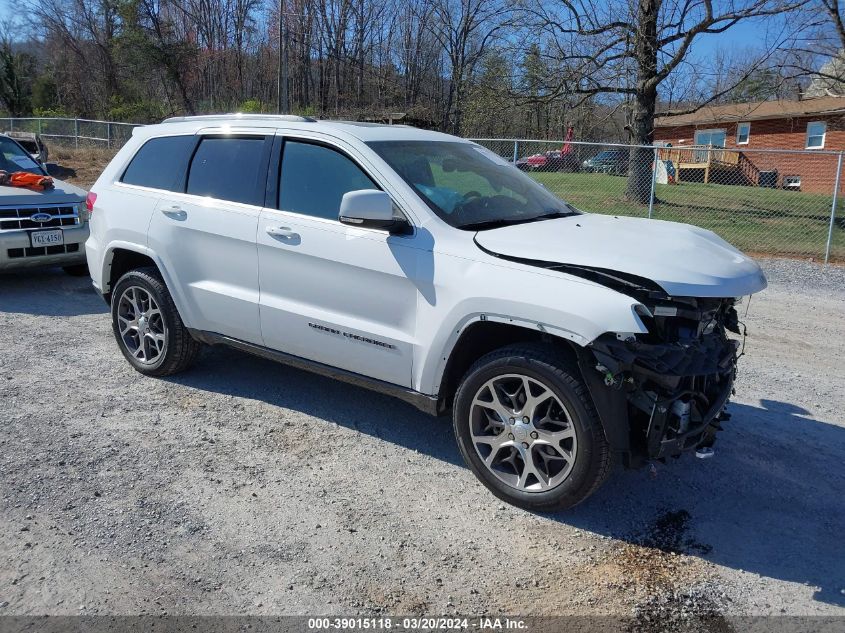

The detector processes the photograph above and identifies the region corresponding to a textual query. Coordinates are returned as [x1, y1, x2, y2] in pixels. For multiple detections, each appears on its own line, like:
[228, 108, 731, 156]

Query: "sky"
[0, 1, 15, 24]
[689, 21, 772, 59]
[0, 4, 803, 76]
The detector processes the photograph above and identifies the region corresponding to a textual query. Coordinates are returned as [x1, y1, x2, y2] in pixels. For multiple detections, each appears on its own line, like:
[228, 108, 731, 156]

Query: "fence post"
[74, 118, 79, 149]
[9, 118, 13, 133]
[37, 118, 42, 135]
[825, 153, 843, 264]
[107, 122, 111, 148]
[648, 146, 658, 219]
[512, 140, 518, 165]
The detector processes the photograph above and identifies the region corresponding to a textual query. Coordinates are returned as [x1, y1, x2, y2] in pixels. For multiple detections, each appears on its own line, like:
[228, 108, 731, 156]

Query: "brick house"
[653, 96, 845, 193]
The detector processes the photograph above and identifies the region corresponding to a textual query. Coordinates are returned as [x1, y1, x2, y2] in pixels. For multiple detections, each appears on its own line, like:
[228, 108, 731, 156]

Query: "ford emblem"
[30, 212, 52, 222]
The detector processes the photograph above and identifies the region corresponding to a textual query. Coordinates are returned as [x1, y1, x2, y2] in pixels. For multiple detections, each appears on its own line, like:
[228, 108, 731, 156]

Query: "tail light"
[86, 191, 97, 213]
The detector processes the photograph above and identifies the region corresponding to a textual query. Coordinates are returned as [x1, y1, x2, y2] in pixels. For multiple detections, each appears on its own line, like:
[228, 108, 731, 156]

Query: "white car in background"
[0, 133, 89, 275]
[3, 131, 49, 166]
[85, 114, 767, 510]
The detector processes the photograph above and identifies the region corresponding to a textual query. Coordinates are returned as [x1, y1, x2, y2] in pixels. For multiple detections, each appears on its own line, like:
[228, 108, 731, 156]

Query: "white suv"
[86, 115, 767, 510]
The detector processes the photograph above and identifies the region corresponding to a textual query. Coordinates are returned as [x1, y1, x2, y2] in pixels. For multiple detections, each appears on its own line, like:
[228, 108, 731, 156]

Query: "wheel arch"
[105, 248, 156, 298]
[433, 318, 633, 461]
[435, 319, 581, 414]
[101, 243, 191, 327]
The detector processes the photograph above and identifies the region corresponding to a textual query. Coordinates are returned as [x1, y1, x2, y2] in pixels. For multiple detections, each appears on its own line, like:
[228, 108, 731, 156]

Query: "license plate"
[30, 230, 64, 247]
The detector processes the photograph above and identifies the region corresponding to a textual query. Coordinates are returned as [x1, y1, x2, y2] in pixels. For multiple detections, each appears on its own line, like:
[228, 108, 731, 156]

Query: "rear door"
[147, 130, 272, 344]
[256, 135, 421, 387]
[103, 134, 200, 255]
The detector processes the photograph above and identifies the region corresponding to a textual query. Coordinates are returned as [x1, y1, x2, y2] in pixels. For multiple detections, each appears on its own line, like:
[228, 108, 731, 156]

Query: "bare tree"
[784, 0, 845, 97]
[531, 0, 803, 202]
[429, 0, 512, 134]
[130, 0, 197, 115]
[7, 0, 810, 143]
[27, 0, 123, 113]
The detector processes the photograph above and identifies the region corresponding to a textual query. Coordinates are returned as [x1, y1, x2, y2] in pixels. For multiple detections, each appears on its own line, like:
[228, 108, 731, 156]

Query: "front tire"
[110, 267, 201, 376]
[453, 344, 611, 512]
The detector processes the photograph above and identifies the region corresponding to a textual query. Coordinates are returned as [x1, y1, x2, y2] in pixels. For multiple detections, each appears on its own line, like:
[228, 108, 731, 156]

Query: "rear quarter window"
[121, 135, 197, 191]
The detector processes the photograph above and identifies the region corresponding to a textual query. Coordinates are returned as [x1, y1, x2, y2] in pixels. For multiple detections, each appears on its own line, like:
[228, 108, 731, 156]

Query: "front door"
[257, 137, 421, 387]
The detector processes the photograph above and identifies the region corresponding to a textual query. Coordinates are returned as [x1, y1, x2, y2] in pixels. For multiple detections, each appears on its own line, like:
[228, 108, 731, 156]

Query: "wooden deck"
[658, 146, 760, 185]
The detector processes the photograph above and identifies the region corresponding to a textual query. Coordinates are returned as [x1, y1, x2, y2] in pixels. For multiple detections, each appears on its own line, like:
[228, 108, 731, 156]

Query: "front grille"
[0, 205, 80, 231]
[7, 243, 80, 259]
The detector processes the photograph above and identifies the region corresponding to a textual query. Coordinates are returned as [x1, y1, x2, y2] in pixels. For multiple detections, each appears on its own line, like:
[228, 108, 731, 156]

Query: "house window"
[783, 176, 801, 190]
[806, 121, 826, 149]
[694, 129, 727, 147]
[736, 122, 750, 145]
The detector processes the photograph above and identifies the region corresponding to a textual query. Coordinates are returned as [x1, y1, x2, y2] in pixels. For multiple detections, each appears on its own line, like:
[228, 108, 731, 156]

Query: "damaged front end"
[565, 266, 744, 467]
[472, 226, 762, 468]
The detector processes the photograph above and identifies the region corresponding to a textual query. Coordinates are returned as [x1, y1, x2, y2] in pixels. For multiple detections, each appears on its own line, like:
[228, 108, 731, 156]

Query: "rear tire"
[110, 267, 201, 376]
[62, 263, 89, 276]
[453, 344, 611, 512]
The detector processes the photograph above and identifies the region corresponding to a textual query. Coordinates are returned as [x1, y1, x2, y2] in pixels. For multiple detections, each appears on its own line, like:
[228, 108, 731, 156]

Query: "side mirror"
[339, 189, 411, 234]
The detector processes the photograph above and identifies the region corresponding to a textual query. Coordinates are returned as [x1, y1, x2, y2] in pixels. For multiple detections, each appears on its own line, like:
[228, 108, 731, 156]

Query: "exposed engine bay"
[591, 298, 739, 463]
[560, 263, 744, 465]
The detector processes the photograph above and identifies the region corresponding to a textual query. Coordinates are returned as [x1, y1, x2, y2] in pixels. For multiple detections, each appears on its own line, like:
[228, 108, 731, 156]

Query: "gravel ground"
[1, 259, 844, 629]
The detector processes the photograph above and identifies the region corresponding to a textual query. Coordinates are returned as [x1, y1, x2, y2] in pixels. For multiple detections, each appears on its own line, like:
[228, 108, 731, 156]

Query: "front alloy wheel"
[453, 344, 611, 511]
[470, 374, 578, 491]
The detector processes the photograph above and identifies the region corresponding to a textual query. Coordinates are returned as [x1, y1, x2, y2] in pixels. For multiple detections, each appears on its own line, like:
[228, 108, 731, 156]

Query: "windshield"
[368, 140, 577, 230]
[0, 136, 45, 175]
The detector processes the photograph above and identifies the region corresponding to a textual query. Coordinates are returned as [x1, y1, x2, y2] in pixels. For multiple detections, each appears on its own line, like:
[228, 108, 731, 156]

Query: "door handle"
[161, 206, 187, 221]
[266, 226, 299, 240]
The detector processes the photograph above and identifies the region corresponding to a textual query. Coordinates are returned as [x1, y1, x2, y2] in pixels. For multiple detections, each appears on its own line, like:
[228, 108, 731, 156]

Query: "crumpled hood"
[0, 179, 86, 207]
[474, 213, 768, 298]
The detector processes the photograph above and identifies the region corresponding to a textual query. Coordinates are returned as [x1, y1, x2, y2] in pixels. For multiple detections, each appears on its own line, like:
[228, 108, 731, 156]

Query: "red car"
[515, 149, 580, 172]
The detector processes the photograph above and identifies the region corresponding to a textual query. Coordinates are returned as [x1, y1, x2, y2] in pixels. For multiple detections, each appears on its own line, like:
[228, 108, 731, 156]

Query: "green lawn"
[530, 172, 844, 262]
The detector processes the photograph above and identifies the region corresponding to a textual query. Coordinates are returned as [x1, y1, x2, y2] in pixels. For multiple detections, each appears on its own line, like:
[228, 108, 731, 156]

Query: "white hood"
[474, 213, 768, 298]
[0, 179, 87, 207]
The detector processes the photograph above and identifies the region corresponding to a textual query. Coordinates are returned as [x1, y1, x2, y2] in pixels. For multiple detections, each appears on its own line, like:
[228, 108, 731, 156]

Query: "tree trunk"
[626, 85, 657, 203]
[452, 77, 463, 135]
[169, 64, 196, 115]
[626, 0, 659, 204]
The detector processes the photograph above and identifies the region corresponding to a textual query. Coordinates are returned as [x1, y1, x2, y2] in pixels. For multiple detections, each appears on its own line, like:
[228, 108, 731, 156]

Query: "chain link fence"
[0, 121, 840, 262]
[0, 117, 139, 149]
[472, 138, 845, 263]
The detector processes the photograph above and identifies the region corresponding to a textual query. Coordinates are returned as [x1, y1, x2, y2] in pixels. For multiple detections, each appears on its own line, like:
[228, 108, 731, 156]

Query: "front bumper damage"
[577, 296, 742, 468]
[472, 253, 757, 468]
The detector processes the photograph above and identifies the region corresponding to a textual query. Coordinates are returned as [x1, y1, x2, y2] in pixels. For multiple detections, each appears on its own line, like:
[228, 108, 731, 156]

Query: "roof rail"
[162, 113, 317, 124]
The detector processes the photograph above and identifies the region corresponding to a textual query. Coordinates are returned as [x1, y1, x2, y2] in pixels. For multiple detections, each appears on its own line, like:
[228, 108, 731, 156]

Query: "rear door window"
[186, 136, 269, 205]
[121, 135, 196, 191]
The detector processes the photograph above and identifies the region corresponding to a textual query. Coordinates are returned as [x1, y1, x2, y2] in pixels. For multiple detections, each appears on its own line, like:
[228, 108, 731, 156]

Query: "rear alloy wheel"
[110, 267, 201, 376]
[453, 344, 611, 511]
[116, 285, 168, 366]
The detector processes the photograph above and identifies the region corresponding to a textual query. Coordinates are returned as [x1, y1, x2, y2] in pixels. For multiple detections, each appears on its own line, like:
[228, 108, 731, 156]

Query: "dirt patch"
[592, 510, 730, 632]
[48, 146, 118, 190]
[1, 262, 844, 619]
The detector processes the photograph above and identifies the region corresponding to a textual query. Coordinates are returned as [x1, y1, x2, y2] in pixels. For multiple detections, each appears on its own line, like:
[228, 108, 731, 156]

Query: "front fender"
[413, 257, 649, 395]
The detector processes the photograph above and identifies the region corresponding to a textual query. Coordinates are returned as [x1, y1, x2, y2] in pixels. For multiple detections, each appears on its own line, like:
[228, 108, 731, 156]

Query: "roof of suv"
[140, 114, 463, 144]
